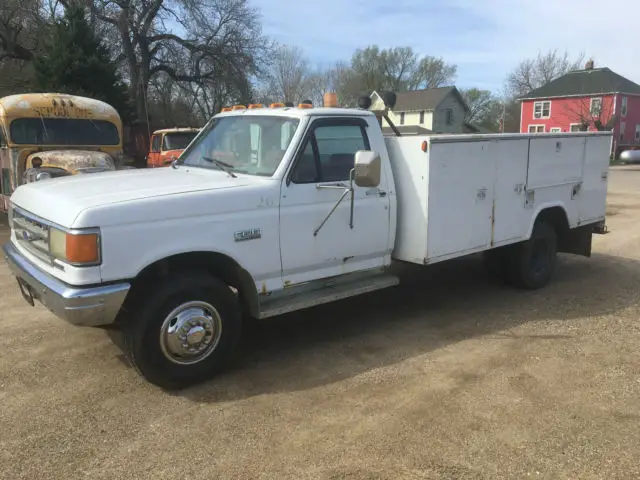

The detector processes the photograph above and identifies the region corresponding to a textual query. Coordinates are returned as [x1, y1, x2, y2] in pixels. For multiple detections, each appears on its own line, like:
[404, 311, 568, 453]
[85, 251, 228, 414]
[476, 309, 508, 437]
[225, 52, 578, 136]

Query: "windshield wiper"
[202, 156, 237, 178]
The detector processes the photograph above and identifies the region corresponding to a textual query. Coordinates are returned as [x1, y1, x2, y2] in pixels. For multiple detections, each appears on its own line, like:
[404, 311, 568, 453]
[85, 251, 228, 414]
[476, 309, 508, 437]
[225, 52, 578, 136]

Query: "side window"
[291, 122, 369, 184]
[291, 139, 318, 183]
[315, 125, 367, 182]
[150, 135, 161, 153]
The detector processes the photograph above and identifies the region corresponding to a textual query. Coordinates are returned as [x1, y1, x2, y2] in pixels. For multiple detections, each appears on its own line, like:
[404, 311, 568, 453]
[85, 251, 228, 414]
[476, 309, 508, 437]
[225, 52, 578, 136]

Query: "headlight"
[49, 227, 101, 265]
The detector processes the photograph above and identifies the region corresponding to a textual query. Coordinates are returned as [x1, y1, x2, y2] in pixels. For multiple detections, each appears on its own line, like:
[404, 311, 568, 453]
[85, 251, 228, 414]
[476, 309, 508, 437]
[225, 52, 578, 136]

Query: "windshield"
[9, 118, 120, 146]
[178, 115, 300, 176]
[163, 131, 198, 151]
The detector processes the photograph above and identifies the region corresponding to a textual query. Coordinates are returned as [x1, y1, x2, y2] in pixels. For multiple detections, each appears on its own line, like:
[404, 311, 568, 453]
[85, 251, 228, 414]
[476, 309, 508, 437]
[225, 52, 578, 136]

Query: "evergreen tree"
[33, 4, 134, 122]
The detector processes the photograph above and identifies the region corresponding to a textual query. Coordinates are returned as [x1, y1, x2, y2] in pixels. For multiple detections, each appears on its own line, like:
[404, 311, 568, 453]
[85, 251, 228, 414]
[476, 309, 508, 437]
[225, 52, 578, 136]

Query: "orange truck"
[146, 127, 200, 167]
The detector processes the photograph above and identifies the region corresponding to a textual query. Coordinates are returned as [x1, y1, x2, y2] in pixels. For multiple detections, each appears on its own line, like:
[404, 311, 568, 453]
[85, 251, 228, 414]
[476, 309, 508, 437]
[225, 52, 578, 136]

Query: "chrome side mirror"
[354, 150, 381, 188]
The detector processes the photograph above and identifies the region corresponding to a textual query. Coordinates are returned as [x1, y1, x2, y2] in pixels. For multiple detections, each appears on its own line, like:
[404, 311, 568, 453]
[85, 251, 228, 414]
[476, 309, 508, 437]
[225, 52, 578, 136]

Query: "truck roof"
[215, 106, 376, 119]
[153, 127, 201, 135]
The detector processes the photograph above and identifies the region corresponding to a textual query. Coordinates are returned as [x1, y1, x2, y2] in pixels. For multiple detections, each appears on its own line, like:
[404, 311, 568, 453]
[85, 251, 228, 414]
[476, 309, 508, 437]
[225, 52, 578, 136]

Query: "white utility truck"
[3, 97, 612, 389]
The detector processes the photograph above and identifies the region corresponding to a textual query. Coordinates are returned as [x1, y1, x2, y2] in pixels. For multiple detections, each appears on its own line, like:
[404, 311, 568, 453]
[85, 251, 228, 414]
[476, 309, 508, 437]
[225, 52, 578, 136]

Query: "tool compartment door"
[579, 134, 610, 224]
[490, 138, 529, 245]
[426, 140, 494, 262]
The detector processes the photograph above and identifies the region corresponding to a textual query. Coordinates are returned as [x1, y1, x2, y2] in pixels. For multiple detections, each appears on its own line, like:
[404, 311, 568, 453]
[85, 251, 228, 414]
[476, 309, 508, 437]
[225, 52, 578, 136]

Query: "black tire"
[507, 220, 558, 289]
[123, 271, 242, 389]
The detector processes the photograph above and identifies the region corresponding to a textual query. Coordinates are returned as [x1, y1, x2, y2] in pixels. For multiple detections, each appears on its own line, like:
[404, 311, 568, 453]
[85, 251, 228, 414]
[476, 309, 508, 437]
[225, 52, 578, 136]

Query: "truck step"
[258, 273, 399, 319]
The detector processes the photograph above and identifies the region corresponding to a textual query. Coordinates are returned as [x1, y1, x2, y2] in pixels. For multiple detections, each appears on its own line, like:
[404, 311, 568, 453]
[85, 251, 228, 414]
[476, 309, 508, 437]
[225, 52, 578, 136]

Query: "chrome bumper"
[2, 242, 130, 327]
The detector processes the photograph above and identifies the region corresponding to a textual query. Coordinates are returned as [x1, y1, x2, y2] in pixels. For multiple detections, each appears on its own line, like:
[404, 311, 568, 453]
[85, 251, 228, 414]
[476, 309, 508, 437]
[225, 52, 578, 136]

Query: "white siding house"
[370, 87, 469, 134]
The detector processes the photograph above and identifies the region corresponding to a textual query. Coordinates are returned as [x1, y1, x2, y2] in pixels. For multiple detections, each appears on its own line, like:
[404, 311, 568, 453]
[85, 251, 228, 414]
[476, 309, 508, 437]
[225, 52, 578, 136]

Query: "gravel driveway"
[1, 166, 640, 479]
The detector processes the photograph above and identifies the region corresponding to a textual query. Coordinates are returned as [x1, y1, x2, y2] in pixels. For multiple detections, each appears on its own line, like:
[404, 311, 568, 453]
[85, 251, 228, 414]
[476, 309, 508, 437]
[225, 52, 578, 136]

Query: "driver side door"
[147, 134, 161, 167]
[279, 117, 392, 286]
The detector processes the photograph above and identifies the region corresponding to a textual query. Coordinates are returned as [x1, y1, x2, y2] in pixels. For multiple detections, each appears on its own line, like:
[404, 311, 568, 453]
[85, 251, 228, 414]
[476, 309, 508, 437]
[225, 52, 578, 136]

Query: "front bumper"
[3, 242, 130, 327]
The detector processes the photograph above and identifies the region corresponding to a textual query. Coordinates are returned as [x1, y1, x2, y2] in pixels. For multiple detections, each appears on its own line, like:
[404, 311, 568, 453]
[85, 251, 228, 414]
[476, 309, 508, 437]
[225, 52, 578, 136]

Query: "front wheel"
[123, 272, 243, 389]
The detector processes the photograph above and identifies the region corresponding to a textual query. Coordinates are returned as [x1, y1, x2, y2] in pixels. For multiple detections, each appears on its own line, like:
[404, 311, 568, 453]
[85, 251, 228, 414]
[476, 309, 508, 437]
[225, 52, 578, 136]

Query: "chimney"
[585, 59, 594, 70]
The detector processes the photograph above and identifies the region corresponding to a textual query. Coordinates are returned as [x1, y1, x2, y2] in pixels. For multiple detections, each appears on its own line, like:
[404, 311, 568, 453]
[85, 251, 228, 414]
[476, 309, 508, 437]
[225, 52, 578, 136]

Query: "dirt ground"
[2, 167, 640, 480]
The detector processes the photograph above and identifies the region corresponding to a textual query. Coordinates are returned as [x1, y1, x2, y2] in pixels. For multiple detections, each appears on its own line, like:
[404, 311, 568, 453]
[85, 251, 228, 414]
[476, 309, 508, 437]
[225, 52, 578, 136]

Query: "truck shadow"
[167, 252, 639, 402]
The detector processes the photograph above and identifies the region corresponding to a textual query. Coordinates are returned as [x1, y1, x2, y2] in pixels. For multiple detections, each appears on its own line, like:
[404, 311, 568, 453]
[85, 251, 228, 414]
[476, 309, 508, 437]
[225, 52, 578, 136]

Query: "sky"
[254, 0, 636, 93]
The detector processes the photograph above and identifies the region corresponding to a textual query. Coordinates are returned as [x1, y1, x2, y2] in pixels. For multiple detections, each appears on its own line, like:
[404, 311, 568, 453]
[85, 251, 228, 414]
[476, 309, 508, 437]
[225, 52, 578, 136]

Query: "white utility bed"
[386, 131, 612, 265]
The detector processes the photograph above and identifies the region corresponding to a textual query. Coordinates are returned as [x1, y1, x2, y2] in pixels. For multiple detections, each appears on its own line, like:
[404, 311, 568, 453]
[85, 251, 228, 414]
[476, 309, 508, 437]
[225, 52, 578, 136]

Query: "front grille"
[11, 207, 52, 264]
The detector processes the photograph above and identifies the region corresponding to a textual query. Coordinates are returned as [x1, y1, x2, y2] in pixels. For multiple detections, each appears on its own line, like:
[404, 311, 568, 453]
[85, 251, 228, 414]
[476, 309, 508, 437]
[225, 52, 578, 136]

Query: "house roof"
[381, 125, 433, 136]
[372, 86, 469, 113]
[522, 67, 640, 100]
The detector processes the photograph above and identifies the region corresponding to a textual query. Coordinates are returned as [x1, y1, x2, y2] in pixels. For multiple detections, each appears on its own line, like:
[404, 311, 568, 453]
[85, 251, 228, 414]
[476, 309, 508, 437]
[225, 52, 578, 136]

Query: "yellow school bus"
[0, 93, 126, 212]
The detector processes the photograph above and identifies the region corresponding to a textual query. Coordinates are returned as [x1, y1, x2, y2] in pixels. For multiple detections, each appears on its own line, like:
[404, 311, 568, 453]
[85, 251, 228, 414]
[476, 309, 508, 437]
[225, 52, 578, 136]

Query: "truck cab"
[146, 128, 200, 168]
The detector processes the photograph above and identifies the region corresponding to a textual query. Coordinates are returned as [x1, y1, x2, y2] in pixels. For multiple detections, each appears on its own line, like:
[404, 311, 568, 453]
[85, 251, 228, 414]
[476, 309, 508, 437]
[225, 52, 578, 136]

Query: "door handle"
[365, 188, 386, 197]
[316, 182, 348, 190]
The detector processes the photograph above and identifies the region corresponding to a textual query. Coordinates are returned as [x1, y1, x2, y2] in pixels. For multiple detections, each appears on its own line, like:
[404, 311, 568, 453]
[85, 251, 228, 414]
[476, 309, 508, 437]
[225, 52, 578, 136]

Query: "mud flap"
[558, 224, 594, 257]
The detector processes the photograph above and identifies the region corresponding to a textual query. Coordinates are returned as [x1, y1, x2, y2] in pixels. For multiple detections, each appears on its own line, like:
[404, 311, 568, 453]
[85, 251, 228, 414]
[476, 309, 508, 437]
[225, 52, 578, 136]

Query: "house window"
[533, 101, 551, 119]
[590, 97, 602, 116]
[445, 109, 453, 125]
[621, 96, 628, 117]
[620, 121, 626, 142]
[528, 125, 545, 133]
[419, 111, 425, 124]
[636, 124, 640, 142]
[399, 112, 405, 125]
[569, 123, 582, 132]
[550, 127, 561, 133]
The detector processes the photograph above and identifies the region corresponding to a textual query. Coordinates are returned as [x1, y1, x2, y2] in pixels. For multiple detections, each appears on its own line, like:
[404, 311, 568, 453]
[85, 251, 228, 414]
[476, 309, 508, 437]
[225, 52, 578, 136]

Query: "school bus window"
[9, 118, 120, 146]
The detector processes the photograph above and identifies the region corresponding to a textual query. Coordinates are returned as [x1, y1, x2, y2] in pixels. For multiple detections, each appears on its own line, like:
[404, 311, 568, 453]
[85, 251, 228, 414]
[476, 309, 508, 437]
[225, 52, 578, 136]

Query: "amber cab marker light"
[66, 233, 100, 264]
[270, 103, 285, 108]
[298, 103, 313, 109]
[323, 92, 338, 108]
[221, 107, 232, 112]
[231, 105, 246, 110]
[421, 141, 428, 153]
[248, 104, 263, 109]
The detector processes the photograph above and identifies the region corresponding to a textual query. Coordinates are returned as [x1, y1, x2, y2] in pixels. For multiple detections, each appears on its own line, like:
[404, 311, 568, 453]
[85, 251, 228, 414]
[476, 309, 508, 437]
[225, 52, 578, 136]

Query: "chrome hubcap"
[159, 301, 223, 365]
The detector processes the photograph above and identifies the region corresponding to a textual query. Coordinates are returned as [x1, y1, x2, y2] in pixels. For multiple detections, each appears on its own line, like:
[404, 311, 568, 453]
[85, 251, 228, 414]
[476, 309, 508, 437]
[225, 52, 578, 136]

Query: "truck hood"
[10, 166, 267, 227]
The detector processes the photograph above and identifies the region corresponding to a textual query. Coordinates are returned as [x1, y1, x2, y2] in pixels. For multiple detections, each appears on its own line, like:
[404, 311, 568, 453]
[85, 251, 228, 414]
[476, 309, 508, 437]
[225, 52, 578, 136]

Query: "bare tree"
[81, 0, 271, 122]
[506, 49, 585, 98]
[562, 95, 617, 131]
[0, 0, 49, 62]
[332, 45, 457, 106]
[461, 88, 497, 124]
[305, 66, 340, 107]
[147, 74, 203, 127]
[499, 49, 587, 133]
[261, 44, 311, 103]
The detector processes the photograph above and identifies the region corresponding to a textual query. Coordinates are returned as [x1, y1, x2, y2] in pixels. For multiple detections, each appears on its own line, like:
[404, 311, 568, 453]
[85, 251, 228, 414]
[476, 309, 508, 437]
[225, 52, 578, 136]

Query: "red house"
[519, 60, 640, 157]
